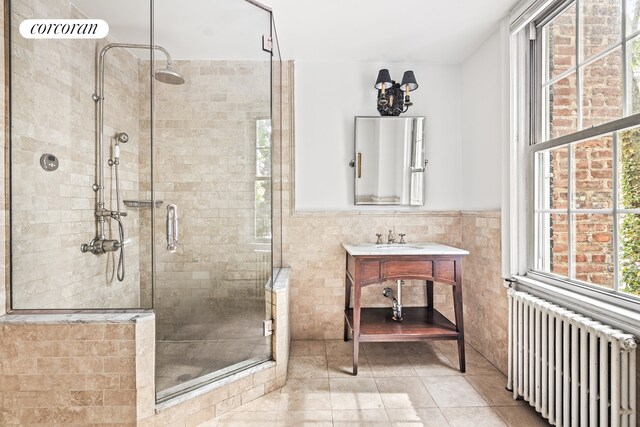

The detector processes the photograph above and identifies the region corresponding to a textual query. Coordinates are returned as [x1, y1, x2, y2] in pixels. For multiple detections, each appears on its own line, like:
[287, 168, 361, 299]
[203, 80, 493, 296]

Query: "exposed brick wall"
[547, 0, 619, 287]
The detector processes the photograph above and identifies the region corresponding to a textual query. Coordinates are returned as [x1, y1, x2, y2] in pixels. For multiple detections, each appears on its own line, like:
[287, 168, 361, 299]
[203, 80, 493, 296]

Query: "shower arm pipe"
[94, 43, 173, 239]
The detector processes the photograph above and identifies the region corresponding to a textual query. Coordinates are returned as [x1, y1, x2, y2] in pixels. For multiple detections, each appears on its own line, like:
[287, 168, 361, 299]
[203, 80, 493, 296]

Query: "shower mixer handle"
[95, 209, 127, 218]
[81, 238, 121, 255]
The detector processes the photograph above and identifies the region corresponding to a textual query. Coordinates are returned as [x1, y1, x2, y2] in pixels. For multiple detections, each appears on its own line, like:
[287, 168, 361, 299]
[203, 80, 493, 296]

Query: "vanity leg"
[352, 282, 361, 375]
[453, 262, 465, 373]
[426, 280, 434, 314]
[344, 271, 352, 342]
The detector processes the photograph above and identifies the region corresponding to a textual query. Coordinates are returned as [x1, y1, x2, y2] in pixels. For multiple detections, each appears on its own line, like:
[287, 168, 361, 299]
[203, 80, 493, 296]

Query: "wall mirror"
[352, 116, 426, 205]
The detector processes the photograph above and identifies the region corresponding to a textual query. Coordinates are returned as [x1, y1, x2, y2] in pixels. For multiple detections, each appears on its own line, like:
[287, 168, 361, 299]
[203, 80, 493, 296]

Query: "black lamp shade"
[374, 69, 393, 89]
[400, 71, 418, 92]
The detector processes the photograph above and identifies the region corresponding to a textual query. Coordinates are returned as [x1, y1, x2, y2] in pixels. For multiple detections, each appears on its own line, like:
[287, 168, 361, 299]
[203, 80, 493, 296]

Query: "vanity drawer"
[434, 260, 456, 283]
[347, 256, 382, 282]
[361, 261, 382, 281]
[347, 255, 458, 284]
[383, 260, 433, 279]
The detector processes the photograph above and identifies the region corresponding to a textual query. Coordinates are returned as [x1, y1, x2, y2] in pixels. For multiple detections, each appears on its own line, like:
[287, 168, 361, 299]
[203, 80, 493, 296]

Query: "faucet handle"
[375, 233, 383, 244]
[398, 233, 406, 244]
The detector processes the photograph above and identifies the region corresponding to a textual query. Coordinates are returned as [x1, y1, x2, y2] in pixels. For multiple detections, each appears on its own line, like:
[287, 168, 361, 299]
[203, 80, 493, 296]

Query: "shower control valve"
[110, 210, 127, 219]
[81, 238, 121, 255]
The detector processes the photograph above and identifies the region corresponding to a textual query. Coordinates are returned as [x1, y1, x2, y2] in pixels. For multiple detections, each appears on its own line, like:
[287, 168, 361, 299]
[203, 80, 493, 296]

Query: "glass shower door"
[152, 0, 274, 400]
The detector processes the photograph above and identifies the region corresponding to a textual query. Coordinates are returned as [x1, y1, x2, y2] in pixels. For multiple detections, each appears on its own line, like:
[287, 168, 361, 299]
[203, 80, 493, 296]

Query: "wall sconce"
[374, 69, 419, 116]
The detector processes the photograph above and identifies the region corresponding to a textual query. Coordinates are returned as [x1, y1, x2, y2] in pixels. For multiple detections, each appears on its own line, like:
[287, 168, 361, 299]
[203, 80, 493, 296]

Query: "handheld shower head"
[116, 132, 129, 143]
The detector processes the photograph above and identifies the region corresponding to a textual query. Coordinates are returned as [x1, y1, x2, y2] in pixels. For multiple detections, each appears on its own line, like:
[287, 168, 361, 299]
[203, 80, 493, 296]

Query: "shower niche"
[8, 0, 283, 402]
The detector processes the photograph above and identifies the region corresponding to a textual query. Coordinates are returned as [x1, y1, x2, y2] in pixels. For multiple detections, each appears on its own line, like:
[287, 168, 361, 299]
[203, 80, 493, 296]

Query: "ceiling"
[71, 0, 519, 64]
[268, 0, 519, 64]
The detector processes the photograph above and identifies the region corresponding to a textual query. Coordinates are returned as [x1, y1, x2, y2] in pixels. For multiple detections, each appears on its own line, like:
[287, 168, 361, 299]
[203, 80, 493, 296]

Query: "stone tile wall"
[0, 314, 152, 425]
[461, 211, 508, 374]
[282, 211, 461, 340]
[0, 269, 290, 425]
[8, 0, 144, 309]
[137, 58, 276, 339]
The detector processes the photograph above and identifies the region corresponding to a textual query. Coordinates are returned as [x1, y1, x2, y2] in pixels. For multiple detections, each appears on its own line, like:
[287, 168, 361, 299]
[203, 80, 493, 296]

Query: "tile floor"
[207, 339, 550, 426]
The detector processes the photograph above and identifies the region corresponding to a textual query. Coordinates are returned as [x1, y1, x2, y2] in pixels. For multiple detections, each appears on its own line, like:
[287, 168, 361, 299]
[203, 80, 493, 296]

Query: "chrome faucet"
[387, 229, 396, 244]
[399, 233, 406, 244]
[375, 233, 383, 244]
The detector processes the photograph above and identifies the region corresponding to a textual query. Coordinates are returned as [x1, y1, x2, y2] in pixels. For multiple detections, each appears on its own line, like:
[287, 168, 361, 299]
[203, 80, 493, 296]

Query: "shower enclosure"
[8, 0, 282, 401]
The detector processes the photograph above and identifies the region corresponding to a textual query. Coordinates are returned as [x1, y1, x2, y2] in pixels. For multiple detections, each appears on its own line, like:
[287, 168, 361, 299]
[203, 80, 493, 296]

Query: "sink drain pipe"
[382, 280, 403, 321]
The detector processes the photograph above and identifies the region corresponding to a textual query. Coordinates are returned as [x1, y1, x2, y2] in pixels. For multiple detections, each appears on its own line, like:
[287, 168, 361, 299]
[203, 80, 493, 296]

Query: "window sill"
[513, 274, 640, 337]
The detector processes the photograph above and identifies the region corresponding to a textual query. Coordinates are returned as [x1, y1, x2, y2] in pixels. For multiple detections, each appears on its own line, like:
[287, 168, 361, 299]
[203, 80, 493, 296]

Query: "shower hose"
[114, 158, 125, 282]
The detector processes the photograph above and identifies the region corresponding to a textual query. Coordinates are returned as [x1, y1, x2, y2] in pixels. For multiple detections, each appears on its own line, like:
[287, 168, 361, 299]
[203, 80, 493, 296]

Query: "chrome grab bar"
[166, 204, 178, 253]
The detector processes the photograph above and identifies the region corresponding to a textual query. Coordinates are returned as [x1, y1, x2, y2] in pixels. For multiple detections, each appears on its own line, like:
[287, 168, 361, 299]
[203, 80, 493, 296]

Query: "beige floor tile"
[279, 378, 331, 411]
[461, 349, 502, 376]
[329, 377, 385, 410]
[280, 392, 332, 411]
[466, 375, 522, 407]
[367, 352, 411, 364]
[433, 341, 458, 355]
[287, 356, 328, 379]
[420, 376, 488, 408]
[291, 340, 327, 357]
[492, 405, 550, 426]
[362, 342, 404, 356]
[325, 340, 356, 357]
[375, 377, 436, 409]
[437, 344, 500, 376]
[399, 341, 440, 357]
[385, 408, 450, 426]
[233, 391, 283, 412]
[368, 353, 417, 378]
[332, 409, 391, 426]
[406, 348, 460, 377]
[328, 355, 373, 377]
[441, 407, 506, 427]
[214, 410, 278, 427]
[275, 410, 333, 427]
[280, 378, 330, 394]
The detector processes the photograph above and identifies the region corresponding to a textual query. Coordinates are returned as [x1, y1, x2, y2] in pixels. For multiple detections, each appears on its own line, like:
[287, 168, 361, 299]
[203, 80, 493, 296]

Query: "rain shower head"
[155, 65, 185, 85]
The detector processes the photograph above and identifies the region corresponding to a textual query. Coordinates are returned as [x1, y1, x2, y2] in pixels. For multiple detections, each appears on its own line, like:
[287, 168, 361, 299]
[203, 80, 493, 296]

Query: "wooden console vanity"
[342, 243, 469, 375]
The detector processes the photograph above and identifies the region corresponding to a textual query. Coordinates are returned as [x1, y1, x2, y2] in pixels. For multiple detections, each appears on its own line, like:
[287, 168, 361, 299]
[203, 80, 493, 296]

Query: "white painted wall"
[460, 29, 507, 210]
[294, 61, 462, 211]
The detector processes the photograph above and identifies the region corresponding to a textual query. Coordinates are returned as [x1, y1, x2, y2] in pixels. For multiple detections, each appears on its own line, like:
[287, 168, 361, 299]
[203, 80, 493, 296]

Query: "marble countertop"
[342, 242, 469, 256]
[0, 311, 155, 324]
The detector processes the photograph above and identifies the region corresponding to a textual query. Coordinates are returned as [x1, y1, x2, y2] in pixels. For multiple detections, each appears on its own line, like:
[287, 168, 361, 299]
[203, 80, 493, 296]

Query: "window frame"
[511, 0, 640, 312]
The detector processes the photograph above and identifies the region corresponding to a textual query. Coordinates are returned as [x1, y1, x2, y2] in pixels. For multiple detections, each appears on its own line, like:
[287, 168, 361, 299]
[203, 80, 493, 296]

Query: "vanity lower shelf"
[344, 307, 459, 341]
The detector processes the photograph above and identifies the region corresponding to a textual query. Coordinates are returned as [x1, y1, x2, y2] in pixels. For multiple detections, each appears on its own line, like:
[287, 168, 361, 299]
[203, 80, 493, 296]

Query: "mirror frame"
[352, 116, 426, 206]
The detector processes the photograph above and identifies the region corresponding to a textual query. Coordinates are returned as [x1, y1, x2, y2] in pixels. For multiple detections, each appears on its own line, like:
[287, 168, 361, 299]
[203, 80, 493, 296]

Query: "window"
[524, 0, 640, 300]
[255, 119, 272, 240]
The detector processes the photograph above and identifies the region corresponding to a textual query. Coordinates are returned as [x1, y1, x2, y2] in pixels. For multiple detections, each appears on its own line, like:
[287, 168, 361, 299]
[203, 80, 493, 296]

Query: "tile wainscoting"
[0, 270, 290, 425]
[282, 210, 508, 375]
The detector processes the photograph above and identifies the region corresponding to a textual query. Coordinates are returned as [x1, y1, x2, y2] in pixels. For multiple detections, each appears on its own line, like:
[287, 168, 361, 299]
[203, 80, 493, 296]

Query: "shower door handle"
[166, 204, 178, 253]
